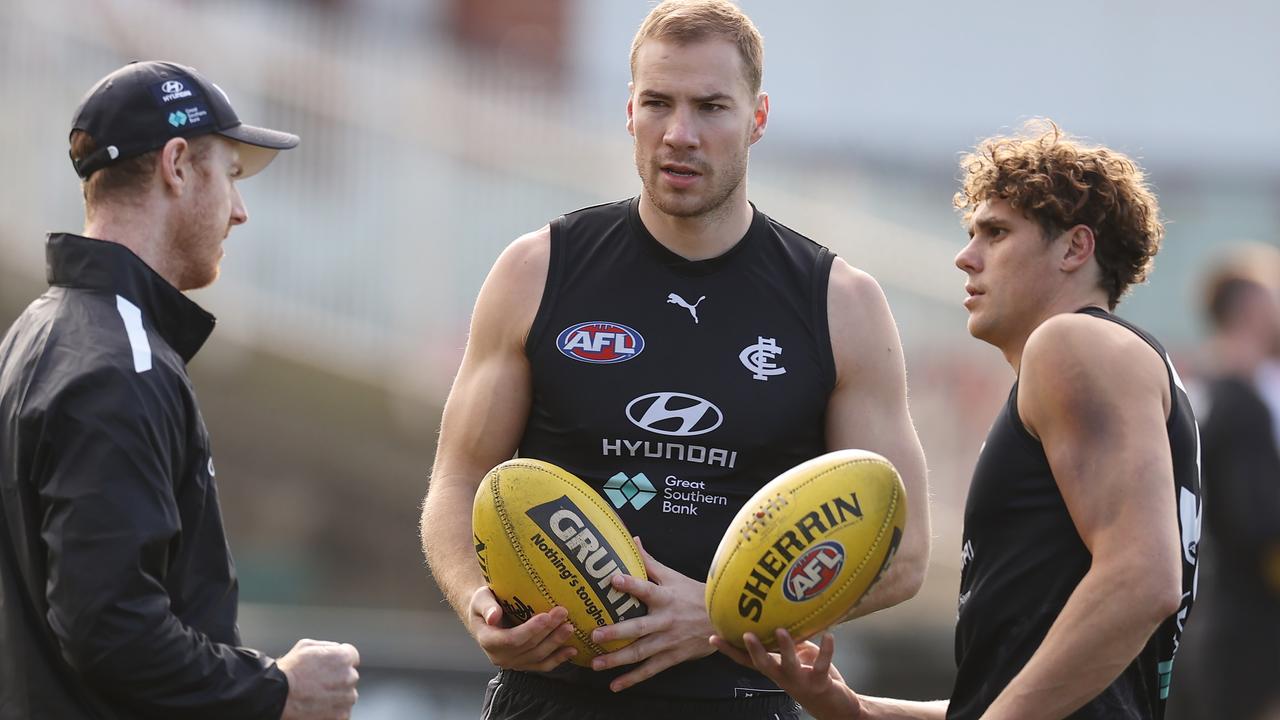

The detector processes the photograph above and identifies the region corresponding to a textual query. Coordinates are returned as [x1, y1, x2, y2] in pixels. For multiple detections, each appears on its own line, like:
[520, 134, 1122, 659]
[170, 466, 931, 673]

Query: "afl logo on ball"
[557, 321, 644, 364]
[783, 541, 845, 602]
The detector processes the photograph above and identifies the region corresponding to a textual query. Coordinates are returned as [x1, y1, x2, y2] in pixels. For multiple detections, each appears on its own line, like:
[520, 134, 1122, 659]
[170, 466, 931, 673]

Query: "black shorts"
[480, 670, 802, 720]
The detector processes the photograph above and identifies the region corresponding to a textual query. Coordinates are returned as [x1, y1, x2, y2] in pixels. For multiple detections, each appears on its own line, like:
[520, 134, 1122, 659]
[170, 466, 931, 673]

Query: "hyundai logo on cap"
[154, 76, 196, 104]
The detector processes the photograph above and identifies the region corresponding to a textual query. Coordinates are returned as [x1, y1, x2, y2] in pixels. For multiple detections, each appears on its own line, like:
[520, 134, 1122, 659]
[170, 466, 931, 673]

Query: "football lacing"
[740, 493, 789, 540]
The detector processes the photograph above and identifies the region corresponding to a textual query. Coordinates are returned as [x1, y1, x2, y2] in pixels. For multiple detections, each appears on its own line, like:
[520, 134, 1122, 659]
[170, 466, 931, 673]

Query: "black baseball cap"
[70, 60, 299, 179]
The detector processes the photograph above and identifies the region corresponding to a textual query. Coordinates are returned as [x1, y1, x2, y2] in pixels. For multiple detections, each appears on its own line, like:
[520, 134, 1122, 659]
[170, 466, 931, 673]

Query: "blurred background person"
[1169, 246, 1280, 720]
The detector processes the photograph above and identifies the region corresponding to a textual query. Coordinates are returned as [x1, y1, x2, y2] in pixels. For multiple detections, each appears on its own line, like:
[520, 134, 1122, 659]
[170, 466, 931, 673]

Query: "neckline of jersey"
[627, 196, 764, 277]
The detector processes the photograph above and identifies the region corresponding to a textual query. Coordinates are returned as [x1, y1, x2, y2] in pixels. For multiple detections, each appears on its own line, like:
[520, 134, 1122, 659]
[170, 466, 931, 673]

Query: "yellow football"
[472, 458, 648, 666]
[706, 449, 906, 650]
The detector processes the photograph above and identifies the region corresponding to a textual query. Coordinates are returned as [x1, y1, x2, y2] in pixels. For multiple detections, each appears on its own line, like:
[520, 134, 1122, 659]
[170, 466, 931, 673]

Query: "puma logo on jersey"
[667, 293, 706, 324]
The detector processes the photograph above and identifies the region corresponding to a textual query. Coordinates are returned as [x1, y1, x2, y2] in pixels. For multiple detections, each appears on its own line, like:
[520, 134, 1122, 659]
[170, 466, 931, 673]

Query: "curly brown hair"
[954, 119, 1164, 308]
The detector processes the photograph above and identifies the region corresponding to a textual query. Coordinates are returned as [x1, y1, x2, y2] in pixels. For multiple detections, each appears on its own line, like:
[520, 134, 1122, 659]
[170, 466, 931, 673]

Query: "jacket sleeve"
[37, 364, 289, 720]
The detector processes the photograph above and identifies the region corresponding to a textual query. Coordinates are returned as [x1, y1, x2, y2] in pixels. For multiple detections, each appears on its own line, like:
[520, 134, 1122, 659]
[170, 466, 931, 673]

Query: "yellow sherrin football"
[472, 458, 648, 666]
[706, 449, 906, 650]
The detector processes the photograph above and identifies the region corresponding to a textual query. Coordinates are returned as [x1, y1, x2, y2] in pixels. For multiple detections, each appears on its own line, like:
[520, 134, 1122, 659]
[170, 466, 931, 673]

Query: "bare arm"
[824, 259, 931, 615]
[419, 227, 577, 670]
[982, 315, 1183, 719]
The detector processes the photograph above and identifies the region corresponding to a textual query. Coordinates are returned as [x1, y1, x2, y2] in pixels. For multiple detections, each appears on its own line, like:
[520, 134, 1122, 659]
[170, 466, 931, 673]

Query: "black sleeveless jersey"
[517, 197, 836, 699]
[950, 308, 1201, 719]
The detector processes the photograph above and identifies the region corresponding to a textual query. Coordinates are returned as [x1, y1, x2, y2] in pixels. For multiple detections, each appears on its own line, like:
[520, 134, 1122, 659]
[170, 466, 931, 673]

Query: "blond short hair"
[630, 0, 764, 94]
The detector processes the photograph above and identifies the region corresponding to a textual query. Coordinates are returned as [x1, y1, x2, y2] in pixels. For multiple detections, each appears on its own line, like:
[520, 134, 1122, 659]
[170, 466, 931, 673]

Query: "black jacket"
[0, 234, 288, 719]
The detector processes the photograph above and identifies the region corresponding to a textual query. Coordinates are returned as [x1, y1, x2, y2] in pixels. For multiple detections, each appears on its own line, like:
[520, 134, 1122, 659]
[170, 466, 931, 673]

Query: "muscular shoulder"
[828, 257, 886, 307]
[1019, 312, 1170, 434]
[473, 226, 551, 349]
[1021, 312, 1163, 380]
[827, 258, 900, 386]
[491, 226, 550, 288]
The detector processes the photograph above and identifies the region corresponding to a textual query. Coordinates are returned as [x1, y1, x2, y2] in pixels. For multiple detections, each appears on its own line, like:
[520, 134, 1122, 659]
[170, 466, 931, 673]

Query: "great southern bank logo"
[557, 321, 644, 364]
[603, 472, 656, 510]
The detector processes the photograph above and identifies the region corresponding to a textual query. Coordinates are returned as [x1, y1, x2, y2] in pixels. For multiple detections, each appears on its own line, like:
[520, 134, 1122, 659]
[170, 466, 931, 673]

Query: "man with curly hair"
[713, 121, 1202, 720]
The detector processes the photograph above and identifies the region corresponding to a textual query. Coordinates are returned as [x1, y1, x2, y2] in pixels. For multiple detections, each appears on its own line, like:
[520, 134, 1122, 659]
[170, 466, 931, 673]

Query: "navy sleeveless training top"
[950, 307, 1201, 719]
[517, 197, 836, 699]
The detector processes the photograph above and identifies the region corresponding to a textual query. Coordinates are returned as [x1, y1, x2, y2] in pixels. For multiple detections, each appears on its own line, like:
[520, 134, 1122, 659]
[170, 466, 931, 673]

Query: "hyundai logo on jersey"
[556, 321, 645, 364]
[782, 541, 846, 602]
[625, 392, 723, 436]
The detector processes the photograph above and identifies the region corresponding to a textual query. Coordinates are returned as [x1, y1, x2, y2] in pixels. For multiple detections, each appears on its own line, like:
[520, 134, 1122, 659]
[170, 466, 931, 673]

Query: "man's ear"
[158, 137, 191, 196]
[1060, 224, 1096, 273]
[626, 81, 636, 137]
[749, 91, 769, 145]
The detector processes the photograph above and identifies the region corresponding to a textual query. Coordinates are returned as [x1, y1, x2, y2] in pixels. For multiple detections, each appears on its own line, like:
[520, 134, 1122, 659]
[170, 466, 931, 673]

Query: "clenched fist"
[277, 639, 360, 720]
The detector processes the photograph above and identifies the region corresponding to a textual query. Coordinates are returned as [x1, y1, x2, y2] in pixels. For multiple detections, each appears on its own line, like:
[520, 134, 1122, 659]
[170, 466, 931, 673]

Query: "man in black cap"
[0, 61, 359, 720]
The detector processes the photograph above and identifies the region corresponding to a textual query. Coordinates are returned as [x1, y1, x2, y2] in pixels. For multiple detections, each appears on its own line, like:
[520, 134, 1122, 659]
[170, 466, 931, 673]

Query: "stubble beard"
[636, 146, 748, 221]
[167, 200, 223, 291]
[172, 237, 220, 291]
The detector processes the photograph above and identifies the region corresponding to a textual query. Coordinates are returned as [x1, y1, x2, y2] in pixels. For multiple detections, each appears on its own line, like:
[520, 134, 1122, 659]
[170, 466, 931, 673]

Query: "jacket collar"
[45, 233, 216, 362]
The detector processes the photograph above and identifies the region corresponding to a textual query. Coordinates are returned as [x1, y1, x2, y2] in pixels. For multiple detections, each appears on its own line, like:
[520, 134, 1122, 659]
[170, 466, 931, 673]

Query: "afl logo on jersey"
[556, 321, 645, 364]
[783, 541, 845, 602]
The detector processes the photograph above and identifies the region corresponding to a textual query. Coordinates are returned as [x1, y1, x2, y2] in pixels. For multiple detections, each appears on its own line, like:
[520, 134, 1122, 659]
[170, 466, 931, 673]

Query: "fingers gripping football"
[589, 539, 716, 691]
[469, 586, 577, 671]
[472, 459, 650, 667]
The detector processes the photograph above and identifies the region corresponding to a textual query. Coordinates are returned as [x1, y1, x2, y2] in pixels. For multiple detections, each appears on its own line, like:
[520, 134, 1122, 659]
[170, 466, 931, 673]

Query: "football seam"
[491, 473, 562, 631]
[499, 461, 646, 657]
[493, 468, 607, 657]
[708, 458, 901, 636]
